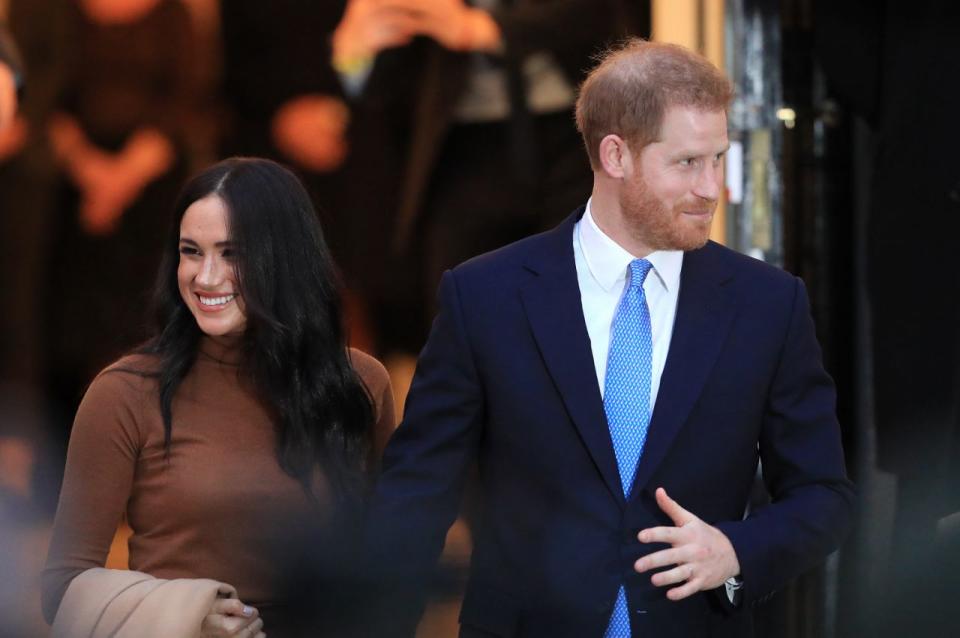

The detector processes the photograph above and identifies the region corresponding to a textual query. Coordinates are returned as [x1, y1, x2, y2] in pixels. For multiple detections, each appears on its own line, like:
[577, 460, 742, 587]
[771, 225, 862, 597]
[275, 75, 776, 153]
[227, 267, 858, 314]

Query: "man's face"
[620, 106, 729, 253]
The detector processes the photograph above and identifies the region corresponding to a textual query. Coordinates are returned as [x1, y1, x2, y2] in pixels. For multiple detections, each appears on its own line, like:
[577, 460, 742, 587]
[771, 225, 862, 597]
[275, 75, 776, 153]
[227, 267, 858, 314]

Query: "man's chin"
[668, 221, 712, 251]
[674, 234, 711, 252]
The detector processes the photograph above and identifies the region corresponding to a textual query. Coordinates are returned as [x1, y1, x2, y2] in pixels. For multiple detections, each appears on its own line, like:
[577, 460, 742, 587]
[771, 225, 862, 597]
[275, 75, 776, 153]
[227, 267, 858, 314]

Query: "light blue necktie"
[603, 258, 654, 638]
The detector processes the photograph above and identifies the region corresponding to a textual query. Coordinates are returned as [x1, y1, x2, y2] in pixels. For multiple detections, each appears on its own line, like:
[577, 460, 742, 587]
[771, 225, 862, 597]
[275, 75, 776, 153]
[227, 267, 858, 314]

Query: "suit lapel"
[520, 211, 626, 507]
[629, 244, 737, 497]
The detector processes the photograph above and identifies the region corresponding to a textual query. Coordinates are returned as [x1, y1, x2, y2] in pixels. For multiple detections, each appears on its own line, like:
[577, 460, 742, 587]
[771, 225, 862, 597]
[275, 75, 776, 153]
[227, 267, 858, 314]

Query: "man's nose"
[694, 162, 722, 201]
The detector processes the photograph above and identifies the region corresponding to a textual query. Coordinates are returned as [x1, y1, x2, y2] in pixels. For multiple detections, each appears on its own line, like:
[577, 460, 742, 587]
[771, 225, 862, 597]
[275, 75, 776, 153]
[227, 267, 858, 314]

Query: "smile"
[197, 294, 237, 307]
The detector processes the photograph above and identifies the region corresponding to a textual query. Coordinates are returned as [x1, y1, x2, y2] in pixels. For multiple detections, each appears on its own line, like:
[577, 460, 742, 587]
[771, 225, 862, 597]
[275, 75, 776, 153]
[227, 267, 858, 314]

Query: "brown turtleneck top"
[41, 339, 395, 627]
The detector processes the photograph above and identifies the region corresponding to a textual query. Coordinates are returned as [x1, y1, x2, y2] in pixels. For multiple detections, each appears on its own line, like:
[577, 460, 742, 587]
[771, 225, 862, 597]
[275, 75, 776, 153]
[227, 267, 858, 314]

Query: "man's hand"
[0, 61, 17, 131]
[635, 487, 740, 601]
[200, 597, 265, 638]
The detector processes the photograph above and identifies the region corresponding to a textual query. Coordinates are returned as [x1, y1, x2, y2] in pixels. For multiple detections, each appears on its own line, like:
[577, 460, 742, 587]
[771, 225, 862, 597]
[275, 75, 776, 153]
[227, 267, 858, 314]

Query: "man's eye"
[679, 158, 695, 167]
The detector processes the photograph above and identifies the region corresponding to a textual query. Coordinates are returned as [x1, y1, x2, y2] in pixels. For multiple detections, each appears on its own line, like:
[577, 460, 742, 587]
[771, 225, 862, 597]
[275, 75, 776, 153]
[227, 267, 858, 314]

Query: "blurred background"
[0, 0, 957, 636]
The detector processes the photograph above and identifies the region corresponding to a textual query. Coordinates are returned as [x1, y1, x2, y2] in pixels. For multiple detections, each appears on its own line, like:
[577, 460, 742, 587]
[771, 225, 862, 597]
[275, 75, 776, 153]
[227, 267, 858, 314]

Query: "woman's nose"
[196, 256, 223, 287]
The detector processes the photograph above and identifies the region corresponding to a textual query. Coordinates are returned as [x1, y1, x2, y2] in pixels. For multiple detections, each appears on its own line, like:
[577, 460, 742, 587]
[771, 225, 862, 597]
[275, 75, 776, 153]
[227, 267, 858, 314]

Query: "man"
[366, 39, 854, 637]
[0, 20, 22, 129]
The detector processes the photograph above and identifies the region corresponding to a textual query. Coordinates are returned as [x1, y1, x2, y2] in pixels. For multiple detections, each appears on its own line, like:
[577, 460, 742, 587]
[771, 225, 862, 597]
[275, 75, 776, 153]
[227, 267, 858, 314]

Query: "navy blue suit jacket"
[366, 208, 854, 637]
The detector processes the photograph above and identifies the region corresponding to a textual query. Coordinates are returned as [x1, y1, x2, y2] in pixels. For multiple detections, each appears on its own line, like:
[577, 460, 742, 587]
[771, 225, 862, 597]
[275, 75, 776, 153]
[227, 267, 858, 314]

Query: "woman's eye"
[179, 245, 199, 256]
[221, 249, 236, 259]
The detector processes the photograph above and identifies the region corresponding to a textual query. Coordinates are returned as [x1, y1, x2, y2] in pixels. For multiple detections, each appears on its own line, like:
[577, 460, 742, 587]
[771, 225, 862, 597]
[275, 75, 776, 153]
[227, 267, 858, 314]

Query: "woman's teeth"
[199, 294, 236, 307]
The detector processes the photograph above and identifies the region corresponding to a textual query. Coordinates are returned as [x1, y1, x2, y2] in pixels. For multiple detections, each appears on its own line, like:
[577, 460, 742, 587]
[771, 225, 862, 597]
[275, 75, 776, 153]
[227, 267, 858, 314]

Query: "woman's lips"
[195, 293, 237, 312]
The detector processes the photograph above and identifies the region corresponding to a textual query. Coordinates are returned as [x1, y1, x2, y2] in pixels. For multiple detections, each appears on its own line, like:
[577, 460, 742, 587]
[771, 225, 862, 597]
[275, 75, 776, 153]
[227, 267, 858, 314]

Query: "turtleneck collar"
[197, 335, 244, 366]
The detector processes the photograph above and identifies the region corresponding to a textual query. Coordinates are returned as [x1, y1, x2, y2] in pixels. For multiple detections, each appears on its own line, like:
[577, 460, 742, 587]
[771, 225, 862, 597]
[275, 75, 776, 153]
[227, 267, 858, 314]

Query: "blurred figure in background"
[219, 0, 378, 351]
[1, 7, 61, 637]
[331, 0, 646, 358]
[0, 387, 58, 638]
[0, 10, 21, 129]
[816, 1, 960, 636]
[0, 0, 69, 390]
[42, 0, 202, 432]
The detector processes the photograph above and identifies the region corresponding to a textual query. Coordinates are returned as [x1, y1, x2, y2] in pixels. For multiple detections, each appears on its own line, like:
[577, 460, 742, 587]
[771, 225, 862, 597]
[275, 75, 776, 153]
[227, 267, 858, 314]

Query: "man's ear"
[598, 134, 634, 179]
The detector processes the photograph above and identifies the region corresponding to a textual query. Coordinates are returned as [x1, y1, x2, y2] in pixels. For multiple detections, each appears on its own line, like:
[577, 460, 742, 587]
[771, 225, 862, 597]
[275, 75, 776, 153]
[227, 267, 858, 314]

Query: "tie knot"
[628, 259, 653, 290]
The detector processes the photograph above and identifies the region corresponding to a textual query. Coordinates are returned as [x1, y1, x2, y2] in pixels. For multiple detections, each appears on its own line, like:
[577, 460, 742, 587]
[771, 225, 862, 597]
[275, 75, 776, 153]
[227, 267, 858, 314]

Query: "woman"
[42, 158, 395, 637]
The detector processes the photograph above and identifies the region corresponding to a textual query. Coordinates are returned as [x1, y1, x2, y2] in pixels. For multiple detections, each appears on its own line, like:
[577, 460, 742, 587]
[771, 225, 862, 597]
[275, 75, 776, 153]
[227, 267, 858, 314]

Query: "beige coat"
[51, 568, 235, 638]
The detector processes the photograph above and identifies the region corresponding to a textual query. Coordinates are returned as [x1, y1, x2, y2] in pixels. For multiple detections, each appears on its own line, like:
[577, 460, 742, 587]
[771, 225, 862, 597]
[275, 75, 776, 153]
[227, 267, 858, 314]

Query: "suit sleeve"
[363, 269, 485, 635]
[715, 278, 855, 605]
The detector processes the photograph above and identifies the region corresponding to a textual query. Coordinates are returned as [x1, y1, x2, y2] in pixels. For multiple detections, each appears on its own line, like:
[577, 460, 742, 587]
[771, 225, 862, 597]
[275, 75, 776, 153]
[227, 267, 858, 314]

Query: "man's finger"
[655, 487, 696, 526]
[637, 524, 682, 544]
[635, 546, 692, 572]
[650, 562, 694, 587]
[666, 578, 701, 601]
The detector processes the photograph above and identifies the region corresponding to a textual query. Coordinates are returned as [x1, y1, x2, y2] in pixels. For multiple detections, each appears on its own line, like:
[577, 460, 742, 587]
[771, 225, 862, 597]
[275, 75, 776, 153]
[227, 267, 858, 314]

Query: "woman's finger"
[238, 618, 264, 638]
[213, 598, 257, 619]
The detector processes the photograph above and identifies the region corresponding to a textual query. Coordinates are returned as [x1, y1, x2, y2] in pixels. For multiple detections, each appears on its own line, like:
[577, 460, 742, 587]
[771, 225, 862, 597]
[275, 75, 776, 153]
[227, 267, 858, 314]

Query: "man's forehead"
[651, 106, 728, 151]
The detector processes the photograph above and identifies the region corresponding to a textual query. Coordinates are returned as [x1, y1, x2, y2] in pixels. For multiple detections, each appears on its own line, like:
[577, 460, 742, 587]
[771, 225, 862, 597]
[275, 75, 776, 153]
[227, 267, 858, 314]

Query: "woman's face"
[177, 196, 247, 338]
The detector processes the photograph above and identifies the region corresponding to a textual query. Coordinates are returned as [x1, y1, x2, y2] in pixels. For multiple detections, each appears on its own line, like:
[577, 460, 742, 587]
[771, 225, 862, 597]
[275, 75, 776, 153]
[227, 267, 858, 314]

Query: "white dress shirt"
[573, 200, 743, 603]
[573, 200, 683, 402]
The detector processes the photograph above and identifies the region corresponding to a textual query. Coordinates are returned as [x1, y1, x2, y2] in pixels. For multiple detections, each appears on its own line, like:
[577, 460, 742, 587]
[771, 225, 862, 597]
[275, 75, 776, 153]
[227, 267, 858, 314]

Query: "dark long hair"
[141, 157, 374, 500]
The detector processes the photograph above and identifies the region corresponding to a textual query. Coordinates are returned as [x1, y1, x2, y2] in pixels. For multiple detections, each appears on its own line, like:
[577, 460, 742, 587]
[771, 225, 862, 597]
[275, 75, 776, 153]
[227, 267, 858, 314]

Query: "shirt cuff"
[724, 576, 744, 605]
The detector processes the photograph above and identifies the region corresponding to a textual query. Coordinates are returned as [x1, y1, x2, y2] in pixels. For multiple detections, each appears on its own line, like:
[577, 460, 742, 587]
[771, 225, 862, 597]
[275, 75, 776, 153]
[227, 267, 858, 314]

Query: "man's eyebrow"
[671, 144, 731, 158]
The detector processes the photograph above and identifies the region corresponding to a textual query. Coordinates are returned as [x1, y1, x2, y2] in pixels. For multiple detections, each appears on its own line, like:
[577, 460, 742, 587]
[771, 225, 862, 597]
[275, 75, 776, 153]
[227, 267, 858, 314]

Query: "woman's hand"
[200, 597, 265, 638]
[49, 115, 175, 235]
[76, 127, 174, 234]
[389, 0, 502, 52]
[0, 115, 28, 162]
[271, 94, 350, 172]
[0, 62, 17, 131]
[332, 0, 420, 65]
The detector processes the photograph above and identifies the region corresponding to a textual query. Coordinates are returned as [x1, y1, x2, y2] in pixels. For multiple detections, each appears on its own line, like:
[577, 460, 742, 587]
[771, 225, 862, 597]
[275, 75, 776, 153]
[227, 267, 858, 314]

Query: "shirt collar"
[578, 199, 683, 294]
